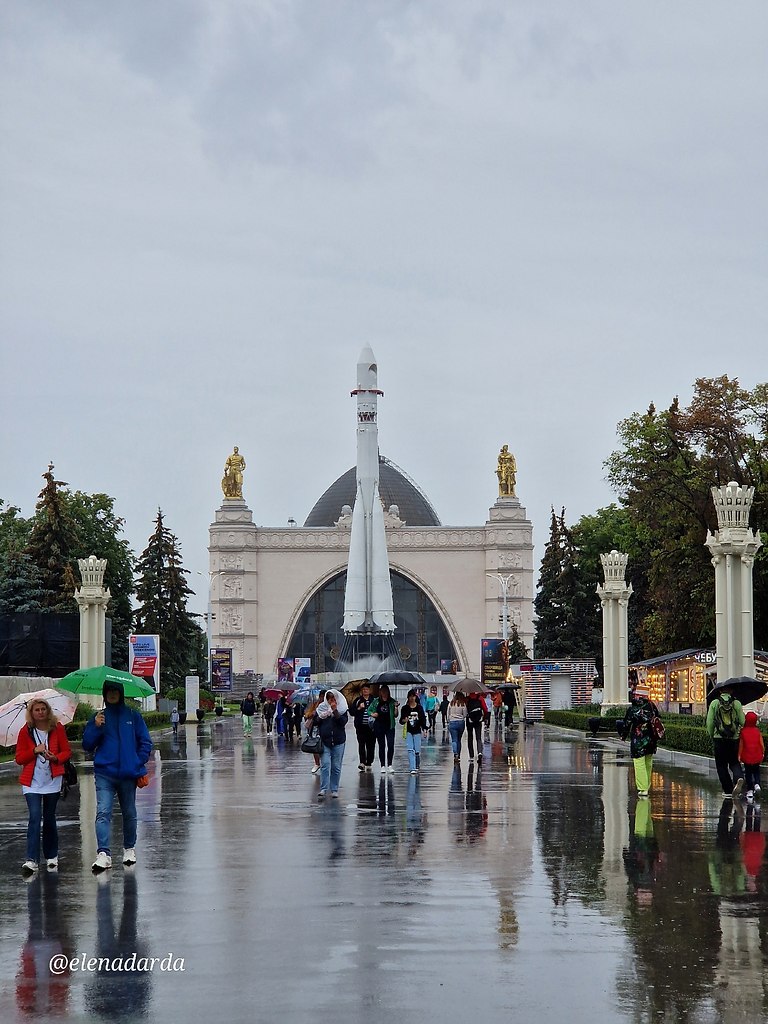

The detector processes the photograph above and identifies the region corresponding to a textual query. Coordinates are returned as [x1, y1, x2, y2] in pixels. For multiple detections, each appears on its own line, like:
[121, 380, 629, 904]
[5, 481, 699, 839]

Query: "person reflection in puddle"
[741, 804, 765, 893]
[16, 871, 73, 1017]
[84, 873, 152, 1019]
[623, 799, 662, 908]
[465, 764, 488, 844]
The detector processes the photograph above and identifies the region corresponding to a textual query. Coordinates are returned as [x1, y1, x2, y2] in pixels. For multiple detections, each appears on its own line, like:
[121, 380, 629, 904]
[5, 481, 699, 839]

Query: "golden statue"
[222, 446, 246, 499]
[496, 444, 517, 497]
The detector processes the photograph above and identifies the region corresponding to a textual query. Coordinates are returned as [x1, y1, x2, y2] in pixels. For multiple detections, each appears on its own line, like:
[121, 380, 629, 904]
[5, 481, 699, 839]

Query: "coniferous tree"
[506, 624, 530, 662]
[133, 510, 204, 693]
[534, 507, 565, 657]
[25, 464, 78, 611]
[0, 548, 46, 613]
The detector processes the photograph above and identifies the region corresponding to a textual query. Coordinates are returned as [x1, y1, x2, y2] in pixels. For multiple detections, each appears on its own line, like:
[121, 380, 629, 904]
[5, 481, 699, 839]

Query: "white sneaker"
[311, 765, 321, 775]
[410, 769, 418, 775]
[755, 784, 761, 794]
[21, 861, 38, 876]
[46, 857, 58, 870]
[92, 851, 112, 873]
[380, 765, 387, 773]
[387, 765, 395, 773]
[123, 848, 137, 866]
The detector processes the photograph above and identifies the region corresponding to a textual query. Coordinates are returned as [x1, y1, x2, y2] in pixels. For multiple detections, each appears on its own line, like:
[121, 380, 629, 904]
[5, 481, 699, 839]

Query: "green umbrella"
[56, 665, 156, 699]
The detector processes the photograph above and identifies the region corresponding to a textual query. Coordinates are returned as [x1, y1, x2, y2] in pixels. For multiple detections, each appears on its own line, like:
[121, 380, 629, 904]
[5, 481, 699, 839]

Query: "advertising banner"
[277, 658, 295, 683]
[129, 634, 160, 690]
[481, 638, 508, 685]
[293, 657, 311, 685]
[211, 648, 233, 691]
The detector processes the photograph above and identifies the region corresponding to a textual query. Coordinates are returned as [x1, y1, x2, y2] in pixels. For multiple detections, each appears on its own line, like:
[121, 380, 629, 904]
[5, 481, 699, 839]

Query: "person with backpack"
[465, 694, 485, 763]
[706, 689, 746, 797]
[620, 690, 662, 797]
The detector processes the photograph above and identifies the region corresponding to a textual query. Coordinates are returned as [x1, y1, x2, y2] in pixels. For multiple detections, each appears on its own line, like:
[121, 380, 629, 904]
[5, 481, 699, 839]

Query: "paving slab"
[0, 718, 766, 1023]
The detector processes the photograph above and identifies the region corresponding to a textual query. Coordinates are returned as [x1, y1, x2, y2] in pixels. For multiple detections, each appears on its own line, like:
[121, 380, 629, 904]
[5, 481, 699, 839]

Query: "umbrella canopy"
[290, 686, 320, 704]
[57, 665, 155, 699]
[368, 670, 427, 686]
[0, 688, 78, 747]
[707, 676, 768, 707]
[450, 678, 490, 696]
[262, 688, 286, 701]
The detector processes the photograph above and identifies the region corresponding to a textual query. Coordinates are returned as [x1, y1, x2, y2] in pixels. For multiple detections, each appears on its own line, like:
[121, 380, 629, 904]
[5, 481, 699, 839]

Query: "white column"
[597, 551, 633, 712]
[74, 556, 111, 709]
[705, 482, 762, 683]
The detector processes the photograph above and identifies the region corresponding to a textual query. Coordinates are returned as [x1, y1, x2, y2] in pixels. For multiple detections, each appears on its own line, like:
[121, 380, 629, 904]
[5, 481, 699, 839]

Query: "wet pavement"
[1, 717, 767, 1024]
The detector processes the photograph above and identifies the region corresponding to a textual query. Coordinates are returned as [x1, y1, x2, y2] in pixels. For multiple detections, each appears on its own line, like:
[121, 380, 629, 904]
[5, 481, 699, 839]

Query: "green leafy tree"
[134, 510, 204, 693]
[63, 491, 135, 670]
[25, 464, 78, 611]
[605, 377, 768, 655]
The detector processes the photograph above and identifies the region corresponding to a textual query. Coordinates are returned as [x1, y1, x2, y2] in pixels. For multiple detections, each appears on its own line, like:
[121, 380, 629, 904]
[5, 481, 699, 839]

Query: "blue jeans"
[406, 732, 422, 771]
[448, 721, 465, 756]
[320, 742, 345, 793]
[95, 775, 138, 853]
[25, 792, 60, 862]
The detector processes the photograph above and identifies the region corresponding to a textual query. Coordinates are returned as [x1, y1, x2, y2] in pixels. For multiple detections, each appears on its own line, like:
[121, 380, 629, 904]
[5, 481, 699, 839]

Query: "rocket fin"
[343, 488, 369, 633]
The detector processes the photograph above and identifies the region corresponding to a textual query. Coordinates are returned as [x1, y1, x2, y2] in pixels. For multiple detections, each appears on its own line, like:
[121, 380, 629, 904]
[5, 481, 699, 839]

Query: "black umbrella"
[706, 676, 768, 707]
[368, 670, 427, 686]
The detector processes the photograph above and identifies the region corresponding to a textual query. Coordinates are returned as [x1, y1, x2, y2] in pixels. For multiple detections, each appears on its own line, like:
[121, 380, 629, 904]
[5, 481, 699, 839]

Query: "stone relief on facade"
[222, 576, 243, 599]
[497, 551, 523, 568]
[221, 606, 243, 633]
[221, 553, 243, 571]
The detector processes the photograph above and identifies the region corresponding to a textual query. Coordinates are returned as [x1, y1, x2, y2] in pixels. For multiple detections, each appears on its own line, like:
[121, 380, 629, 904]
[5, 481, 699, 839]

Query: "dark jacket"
[313, 710, 349, 748]
[371, 697, 397, 733]
[466, 697, 485, 725]
[82, 683, 153, 781]
[623, 697, 660, 759]
[399, 702, 427, 734]
[351, 695, 374, 730]
[241, 697, 257, 716]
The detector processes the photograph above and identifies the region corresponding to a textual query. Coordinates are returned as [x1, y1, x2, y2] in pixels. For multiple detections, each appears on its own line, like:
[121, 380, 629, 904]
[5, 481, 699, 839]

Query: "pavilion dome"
[303, 456, 441, 527]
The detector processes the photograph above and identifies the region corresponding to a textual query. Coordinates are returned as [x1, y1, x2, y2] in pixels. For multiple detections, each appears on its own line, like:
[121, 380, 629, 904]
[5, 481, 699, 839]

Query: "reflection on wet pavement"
[0, 720, 766, 1023]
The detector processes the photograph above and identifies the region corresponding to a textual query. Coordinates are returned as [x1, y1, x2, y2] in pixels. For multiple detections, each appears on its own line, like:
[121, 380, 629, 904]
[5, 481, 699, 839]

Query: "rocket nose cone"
[356, 345, 378, 388]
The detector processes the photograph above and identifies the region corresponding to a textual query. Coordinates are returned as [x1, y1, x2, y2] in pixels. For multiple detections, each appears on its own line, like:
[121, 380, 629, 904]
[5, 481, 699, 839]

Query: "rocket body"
[342, 346, 396, 634]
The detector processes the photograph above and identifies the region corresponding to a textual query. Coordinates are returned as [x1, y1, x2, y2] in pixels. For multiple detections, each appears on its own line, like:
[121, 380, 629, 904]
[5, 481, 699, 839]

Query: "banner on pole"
[211, 648, 233, 691]
[128, 634, 160, 691]
[481, 638, 508, 684]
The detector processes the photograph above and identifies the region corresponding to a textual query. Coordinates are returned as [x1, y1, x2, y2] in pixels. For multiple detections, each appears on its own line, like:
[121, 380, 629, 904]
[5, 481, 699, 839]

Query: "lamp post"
[487, 572, 515, 642]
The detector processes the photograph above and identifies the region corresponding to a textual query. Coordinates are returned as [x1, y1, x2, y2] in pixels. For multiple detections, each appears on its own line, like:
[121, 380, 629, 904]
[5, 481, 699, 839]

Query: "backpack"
[714, 693, 737, 738]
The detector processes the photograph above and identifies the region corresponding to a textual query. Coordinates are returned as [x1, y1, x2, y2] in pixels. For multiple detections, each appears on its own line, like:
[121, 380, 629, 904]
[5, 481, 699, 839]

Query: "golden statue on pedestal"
[496, 445, 517, 498]
[222, 446, 246, 499]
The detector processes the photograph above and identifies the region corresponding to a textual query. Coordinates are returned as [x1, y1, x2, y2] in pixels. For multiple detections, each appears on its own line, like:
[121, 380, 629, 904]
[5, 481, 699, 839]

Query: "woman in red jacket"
[738, 711, 765, 800]
[15, 699, 71, 876]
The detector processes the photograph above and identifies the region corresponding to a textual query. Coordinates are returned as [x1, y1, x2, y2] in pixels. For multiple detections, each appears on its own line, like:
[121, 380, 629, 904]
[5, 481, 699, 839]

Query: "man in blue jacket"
[82, 682, 153, 873]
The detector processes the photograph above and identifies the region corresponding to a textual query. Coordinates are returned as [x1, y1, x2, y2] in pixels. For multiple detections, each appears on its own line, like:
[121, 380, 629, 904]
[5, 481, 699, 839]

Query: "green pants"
[242, 715, 253, 734]
[633, 754, 653, 793]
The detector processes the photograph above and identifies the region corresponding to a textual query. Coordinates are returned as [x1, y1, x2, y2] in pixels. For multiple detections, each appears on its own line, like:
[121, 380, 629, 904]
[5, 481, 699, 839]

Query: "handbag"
[652, 716, 666, 740]
[63, 759, 78, 787]
[301, 728, 323, 756]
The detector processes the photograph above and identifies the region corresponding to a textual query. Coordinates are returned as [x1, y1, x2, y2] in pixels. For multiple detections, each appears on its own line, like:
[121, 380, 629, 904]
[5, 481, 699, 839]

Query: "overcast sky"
[2, 1, 766, 612]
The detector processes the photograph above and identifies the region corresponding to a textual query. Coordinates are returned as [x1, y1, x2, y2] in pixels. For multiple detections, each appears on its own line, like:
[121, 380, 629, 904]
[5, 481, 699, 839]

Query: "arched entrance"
[284, 570, 459, 673]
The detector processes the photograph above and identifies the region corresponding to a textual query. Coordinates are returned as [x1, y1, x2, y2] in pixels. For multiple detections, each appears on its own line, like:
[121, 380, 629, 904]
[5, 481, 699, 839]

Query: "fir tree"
[0, 548, 46, 613]
[534, 507, 565, 657]
[25, 464, 78, 611]
[506, 624, 529, 662]
[134, 510, 203, 693]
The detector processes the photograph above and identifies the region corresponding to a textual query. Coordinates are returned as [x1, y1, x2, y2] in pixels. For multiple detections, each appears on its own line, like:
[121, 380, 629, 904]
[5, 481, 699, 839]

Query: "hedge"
[544, 709, 768, 761]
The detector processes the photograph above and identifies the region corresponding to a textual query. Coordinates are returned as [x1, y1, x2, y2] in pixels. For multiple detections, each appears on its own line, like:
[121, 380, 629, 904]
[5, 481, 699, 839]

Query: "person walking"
[350, 682, 376, 771]
[311, 689, 348, 799]
[447, 693, 467, 763]
[425, 689, 438, 733]
[370, 684, 398, 773]
[620, 690, 662, 797]
[439, 694, 449, 731]
[738, 710, 765, 800]
[16, 699, 72, 876]
[465, 694, 485, 763]
[399, 690, 428, 775]
[263, 697, 276, 734]
[241, 692, 256, 736]
[303, 692, 326, 776]
[706, 689, 746, 797]
[170, 706, 180, 737]
[82, 682, 153, 872]
[275, 694, 290, 737]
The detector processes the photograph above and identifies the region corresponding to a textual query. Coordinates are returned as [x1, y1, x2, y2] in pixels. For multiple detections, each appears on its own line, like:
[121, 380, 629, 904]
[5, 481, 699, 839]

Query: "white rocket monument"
[342, 346, 396, 635]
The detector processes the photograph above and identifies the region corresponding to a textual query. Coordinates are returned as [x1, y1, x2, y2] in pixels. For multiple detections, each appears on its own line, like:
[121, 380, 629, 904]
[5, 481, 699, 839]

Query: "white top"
[448, 703, 467, 723]
[22, 728, 63, 796]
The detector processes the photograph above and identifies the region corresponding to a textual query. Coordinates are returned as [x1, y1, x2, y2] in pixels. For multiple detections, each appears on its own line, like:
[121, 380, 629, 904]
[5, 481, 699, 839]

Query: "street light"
[486, 572, 515, 642]
[197, 570, 224, 690]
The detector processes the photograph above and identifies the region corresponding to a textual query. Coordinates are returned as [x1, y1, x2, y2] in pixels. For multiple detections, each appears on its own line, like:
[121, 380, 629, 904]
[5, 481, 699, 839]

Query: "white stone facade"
[209, 494, 534, 678]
